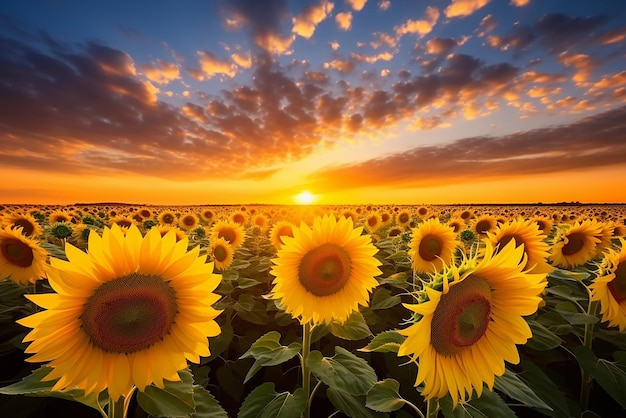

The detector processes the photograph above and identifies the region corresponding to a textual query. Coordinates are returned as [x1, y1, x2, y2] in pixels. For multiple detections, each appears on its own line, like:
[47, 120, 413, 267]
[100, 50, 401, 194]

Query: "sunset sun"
[294, 190, 316, 205]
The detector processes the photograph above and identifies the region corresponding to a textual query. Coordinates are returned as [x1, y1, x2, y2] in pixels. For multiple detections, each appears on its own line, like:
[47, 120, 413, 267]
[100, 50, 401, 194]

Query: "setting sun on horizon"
[0, 1, 625, 205]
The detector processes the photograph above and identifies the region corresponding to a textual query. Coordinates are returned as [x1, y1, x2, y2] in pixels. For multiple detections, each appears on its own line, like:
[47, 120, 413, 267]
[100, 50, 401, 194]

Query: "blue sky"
[1, 0, 626, 204]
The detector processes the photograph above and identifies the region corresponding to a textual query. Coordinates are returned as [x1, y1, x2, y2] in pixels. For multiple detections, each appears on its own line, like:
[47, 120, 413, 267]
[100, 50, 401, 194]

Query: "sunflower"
[252, 214, 270, 232]
[269, 220, 296, 250]
[2, 212, 43, 237]
[178, 212, 199, 231]
[201, 209, 215, 224]
[549, 219, 603, 268]
[0, 226, 48, 285]
[136, 208, 153, 220]
[396, 209, 412, 228]
[408, 218, 460, 274]
[471, 214, 498, 237]
[210, 220, 246, 250]
[17, 224, 222, 401]
[211, 237, 235, 271]
[486, 217, 552, 274]
[531, 215, 554, 236]
[109, 215, 137, 230]
[270, 214, 382, 325]
[230, 210, 248, 226]
[398, 241, 547, 407]
[364, 212, 383, 233]
[447, 217, 465, 234]
[157, 211, 177, 226]
[48, 210, 73, 225]
[589, 238, 626, 331]
[151, 224, 187, 242]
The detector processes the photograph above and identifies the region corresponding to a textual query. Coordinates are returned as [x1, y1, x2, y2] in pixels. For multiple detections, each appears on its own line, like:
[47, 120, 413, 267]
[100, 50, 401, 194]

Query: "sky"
[1, 0, 626, 206]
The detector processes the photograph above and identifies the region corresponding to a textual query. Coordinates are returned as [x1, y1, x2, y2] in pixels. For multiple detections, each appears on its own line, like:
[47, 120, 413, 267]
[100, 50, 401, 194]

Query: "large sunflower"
[270, 214, 382, 325]
[549, 219, 602, 268]
[408, 218, 460, 274]
[589, 238, 626, 331]
[398, 241, 547, 407]
[486, 217, 552, 274]
[0, 226, 48, 285]
[2, 211, 43, 237]
[17, 224, 222, 401]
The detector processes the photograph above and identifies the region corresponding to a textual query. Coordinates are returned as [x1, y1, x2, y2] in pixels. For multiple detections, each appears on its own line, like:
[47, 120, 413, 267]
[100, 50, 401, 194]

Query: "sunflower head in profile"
[398, 240, 547, 407]
[48, 210, 73, 225]
[0, 226, 48, 285]
[109, 215, 137, 230]
[589, 238, 626, 331]
[269, 214, 382, 325]
[408, 218, 460, 274]
[549, 219, 603, 268]
[17, 224, 222, 401]
[210, 220, 246, 250]
[486, 217, 552, 274]
[252, 214, 270, 233]
[269, 220, 296, 250]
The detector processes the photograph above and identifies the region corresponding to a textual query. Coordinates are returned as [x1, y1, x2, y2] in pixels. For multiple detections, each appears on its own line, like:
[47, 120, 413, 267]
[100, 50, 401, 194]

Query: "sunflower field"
[1, 203, 625, 418]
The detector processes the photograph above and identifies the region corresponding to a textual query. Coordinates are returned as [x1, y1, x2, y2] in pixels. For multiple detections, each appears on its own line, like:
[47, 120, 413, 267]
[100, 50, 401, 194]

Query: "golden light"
[294, 190, 316, 205]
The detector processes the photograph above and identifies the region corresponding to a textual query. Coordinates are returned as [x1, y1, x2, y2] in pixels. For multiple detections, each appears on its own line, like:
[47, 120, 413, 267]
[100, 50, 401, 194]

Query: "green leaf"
[369, 288, 402, 310]
[240, 331, 302, 383]
[237, 276, 263, 289]
[526, 319, 563, 350]
[39, 242, 67, 261]
[136, 369, 196, 417]
[238, 382, 306, 418]
[360, 330, 405, 353]
[575, 346, 626, 408]
[519, 359, 572, 418]
[307, 346, 377, 395]
[0, 366, 107, 412]
[378, 272, 410, 289]
[327, 387, 389, 418]
[440, 390, 516, 418]
[329, 311, 372, 340]
[493, 369, 552, 410]
[366, 379, 405, 412]
[386, 251, 408, 262]
[234, 293, 269, 325]
[191, 385, 228, 418]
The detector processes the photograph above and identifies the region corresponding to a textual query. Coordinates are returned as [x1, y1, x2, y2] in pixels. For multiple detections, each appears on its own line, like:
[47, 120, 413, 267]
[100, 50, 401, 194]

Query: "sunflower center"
[81, 273, 177, 354]
[608, 262, 626, 304]
[498, 234, 523, 249]
[14, 219, 36, 236]
[398, 213, 410, 223]
[298, 243, 351, 296]
[418, 234, 443, 261]
[562, 232, 585, 256]
[368, 217, 378, 227]
[218, 228, 236, 244]
[183, 216, 195, 226]
[116, 220, 132, 228]
[431, 275, 492, 357]
[1, 239, 34, 268]
[162, 214, 175, 224]
[213, 245, 228, 262]
[475, 220, 492, 234]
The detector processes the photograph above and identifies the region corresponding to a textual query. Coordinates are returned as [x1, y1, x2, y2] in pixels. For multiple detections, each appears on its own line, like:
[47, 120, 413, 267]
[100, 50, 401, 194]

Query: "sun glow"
[294, 190, 316, 205]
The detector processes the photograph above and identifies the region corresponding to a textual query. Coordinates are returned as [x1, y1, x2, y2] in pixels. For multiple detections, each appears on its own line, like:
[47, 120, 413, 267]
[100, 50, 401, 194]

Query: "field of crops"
[1, 203, 625, 418]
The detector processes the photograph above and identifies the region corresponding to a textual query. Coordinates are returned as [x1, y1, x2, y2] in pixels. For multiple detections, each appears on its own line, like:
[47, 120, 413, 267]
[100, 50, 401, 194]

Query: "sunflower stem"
[107, 394, 127, 418]
[426, 398, 439, 418]
[302, 321, 312, 418]
[579, 299, 600, 411]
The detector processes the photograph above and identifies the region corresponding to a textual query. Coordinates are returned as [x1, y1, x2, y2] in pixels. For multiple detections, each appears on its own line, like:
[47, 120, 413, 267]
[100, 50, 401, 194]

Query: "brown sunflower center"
[418, 234, 443, 261]
[213, 245, 228, 262]
[116, 220, 132, 228]
[475, 220, 492, 234]
[431, 275, 492, 357]
[233, 214, 245, 224]
[608, 262, 626, 304]
[14, 219, 36, 236]
[1, 239, 34, 268]
[218, 228, 236, 244]
[81, 273, 177, 354]
[298, 243, 352, 296]
[183, 216, 195, 226]
[368, 217, 378, 227]
[562, 232, 585, 256]
[398, 213, 410, 223]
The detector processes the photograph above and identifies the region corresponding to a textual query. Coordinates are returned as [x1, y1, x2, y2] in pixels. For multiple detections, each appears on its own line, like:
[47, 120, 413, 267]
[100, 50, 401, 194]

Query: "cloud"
[140, 59, 180, 84]
[335, 12, 353, 31]
[292, 0, 334, 39]
[510, 0, 530, 6]
[426, 37, 460, 55]
[196, 51, 237, 79]
[346, 0, 367, 12]
[378, 0, 390, 11]
[445, 0, 491, 19]
[394, 6, 439, 38]
[306, 105, 626, 191]
[323, 58, 356, 73]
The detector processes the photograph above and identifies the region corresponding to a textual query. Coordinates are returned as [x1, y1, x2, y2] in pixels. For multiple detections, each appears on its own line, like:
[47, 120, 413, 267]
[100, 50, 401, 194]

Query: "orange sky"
[1, 1, 626, 205]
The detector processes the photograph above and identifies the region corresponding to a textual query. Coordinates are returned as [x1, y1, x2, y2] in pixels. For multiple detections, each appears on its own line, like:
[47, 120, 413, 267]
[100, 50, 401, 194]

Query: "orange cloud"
[140, 59, 180, 85]
[378, 0, 390, 11]
[445, 0, 491, 19]
[292, 0, 334, 39]
[350, 51, 394, 63]
[346, 0, 367, 11]
[323, 58, 356, 73]
[510, 0, 530, 6]
[557, 51, 597, 86]
[335, 12, 353, 31]
[231, 51, 252, 68]
[394, 6, 439, 38]
[196, 51, 237, 79]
